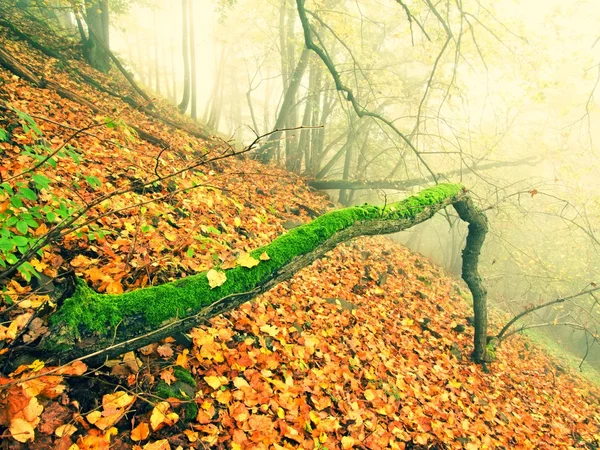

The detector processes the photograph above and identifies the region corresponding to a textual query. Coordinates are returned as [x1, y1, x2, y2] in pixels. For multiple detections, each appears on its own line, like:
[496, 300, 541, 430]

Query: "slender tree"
[77, 0, 111, 73]
[189, 0, 197, 119]
[178, 0, 191, 114]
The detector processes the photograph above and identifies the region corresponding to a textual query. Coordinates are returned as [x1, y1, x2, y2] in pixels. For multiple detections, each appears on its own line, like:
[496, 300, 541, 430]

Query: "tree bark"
[256, 46, 310, 163]
[178, 0, 191, 114]
[3, 184, 494, 369]
[82, 0, 110, 73]
[189, 0, 197, 120]
[453, 197, 490, 362]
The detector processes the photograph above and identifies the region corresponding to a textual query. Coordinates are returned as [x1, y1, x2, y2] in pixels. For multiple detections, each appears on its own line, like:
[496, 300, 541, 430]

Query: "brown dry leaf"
[131, 422, 150, 441]
[206, 269, 226, 289]
[160, 368, 176, 386]
[156, 344, 174, 359]
[138, 343, 157, 356]
[56, 360, 87, 376]
[22, 317, 48, 344]
[122, 351, 141, 373]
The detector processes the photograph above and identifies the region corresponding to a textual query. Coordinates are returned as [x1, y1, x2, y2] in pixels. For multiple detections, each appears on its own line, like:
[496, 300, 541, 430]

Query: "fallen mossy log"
[4, 183, 492, 368]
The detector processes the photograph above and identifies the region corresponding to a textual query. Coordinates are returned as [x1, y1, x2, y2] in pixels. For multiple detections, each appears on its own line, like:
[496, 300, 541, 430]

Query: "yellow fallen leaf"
[234, 217, 241, 228]
[233, 377, 249, 388]
[143, 439, 172, 450]
[176, 348, 189, 368]
[87, 410, 102, 425]
[341, 436, 355, 449]
[206, 269, 227, 288]
[103, 391, 135, 409]
[184, 429, 198, 442]
[150, 402, 179, 431]
[164, 231, 177, 242]
[260, 324, 280, 337]
[259, 252, 270, 261]
[22, 396, 43, 422]
[28, 360, 44, 372]
[204, 375, 225, 390]
[364, 389, 376, 401]
[10, 417, 34, 443]
[55, 424, 77, 437]
[237, 253, 259, 268]
[448, 379, 462, 389]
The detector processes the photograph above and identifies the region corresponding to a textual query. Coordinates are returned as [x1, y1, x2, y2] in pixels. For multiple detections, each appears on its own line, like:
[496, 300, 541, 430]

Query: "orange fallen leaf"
[131, 422, 150, 441]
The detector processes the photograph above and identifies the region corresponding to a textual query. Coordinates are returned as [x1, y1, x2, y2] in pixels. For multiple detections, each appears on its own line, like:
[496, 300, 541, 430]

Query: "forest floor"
[1, 6, 600, 450]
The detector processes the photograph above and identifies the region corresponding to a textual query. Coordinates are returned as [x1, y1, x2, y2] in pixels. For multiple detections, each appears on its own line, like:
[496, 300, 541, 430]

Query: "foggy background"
[49, 0, 600, 371]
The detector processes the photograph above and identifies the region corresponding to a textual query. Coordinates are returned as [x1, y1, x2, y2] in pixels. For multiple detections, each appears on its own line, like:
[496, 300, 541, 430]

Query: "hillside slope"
[0, 6, 599, 449]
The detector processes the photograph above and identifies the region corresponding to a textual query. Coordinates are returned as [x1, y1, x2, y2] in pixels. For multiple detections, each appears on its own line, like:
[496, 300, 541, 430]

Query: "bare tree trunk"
[453, 197, 490, 362]
[189, 0, 197, 120]
[256, 47, 310, 163]
[178, 0, 191, 114]
[153, 10, 161, 95]
[338, 115, 357, 205]
[82, 0, 110, 73]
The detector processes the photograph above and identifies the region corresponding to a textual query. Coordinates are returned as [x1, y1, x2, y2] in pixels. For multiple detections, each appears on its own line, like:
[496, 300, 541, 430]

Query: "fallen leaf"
[55, 423, 77, 437]
[184, 429, 198, 442]
[131, 422, 150, 441]
[206, 269, 227, 288]
[237, 253, 259, 268]
[157, 344, 174, 359]
[204, 375, 225, 390]
[143, 439, 171, 450]
[10, 417, 35, 442]
[160, 368, 176, 385]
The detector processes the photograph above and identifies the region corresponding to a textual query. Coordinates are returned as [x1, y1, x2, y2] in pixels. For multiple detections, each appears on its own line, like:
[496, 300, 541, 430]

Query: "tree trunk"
[256, 46, 310, 163]
[178, 0, 191, 114]
[189, 0, 197, 120]
[4, 184, 493, 368]
[338, 115, 357, 205]
[82, 0, 110, 73]
[153, 11, 161, 95]
[453, 197, 490, 362]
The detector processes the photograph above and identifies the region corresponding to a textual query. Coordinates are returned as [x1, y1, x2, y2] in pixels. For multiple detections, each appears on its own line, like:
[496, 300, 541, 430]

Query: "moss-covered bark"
[26, 183, 476, 365]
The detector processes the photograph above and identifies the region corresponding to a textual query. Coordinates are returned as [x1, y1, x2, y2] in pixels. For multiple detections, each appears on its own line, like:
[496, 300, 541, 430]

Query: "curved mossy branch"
[28, 184, 468, 365]
[453, 197, 490, 362]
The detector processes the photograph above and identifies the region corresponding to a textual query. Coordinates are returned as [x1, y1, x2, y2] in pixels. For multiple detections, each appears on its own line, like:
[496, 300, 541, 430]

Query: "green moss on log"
[50, 183, 463, 341]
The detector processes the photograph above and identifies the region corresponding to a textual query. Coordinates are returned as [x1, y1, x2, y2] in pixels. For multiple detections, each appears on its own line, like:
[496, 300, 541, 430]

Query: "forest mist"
[50, 0, 600, 371]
